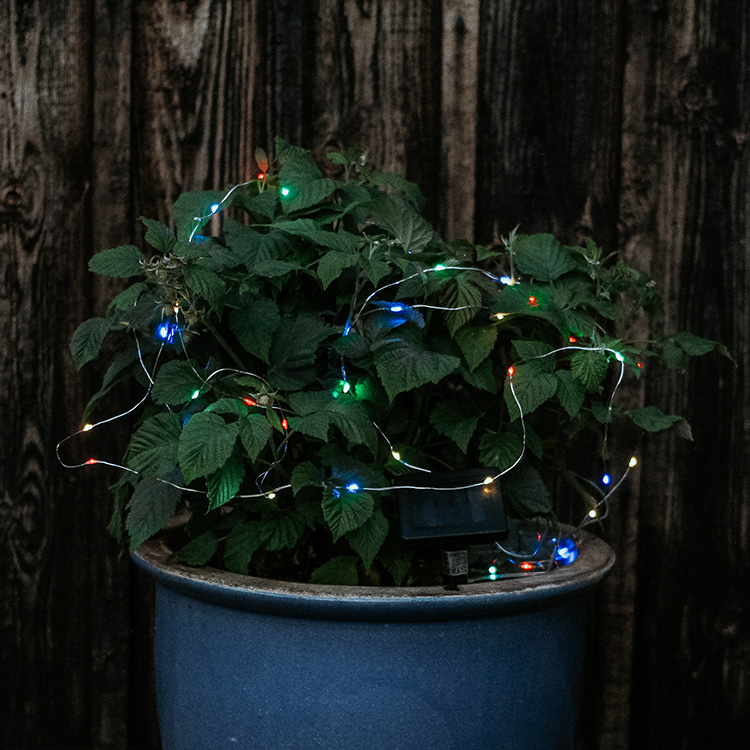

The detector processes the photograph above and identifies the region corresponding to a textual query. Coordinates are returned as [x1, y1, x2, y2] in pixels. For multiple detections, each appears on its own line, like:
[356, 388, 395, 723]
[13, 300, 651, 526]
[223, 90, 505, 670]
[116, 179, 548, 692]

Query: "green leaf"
[140, 218, 177, 253]
[318, 250, 359, 289]
[88, 245, 145, 277]
[346, 510, 388, 569]
[204, 398, 250, 417]
[454, 325, 498, 371]
[260, 509, 305, 551]
[504, 365, 558, 420]
[224, 520, 267, 574]
[310, 556, 360, 585]
[230, 299, 281, 363]
[172, 190, 225, 240]
[178, 412, 240, 484]
[253, 259, 301, 278]
[206, 457, 245, 510]
[107, 282, 149, 317]
[512, 340, 555, 372]
[570, 349, 609, 391]
[282, 178, 337, 213]
[287, 412, 331, 442]
[513, 234, 576, 281]
[442, 273, 484, 335]
[151, 360, 205, 405]
[661, 338, 688, 369]
[268, 316, 334, 390]
[555, 370, 586, 418]
[183, 265, 226, 312]
[502, 464, 553, 516]
[478, 430, 525, 473]
[176, 531, 218, 566]
[127, 412, 182, 477]
[290, 462, 325, 495]
[429, 400, 481, 453]
[628, 406, 682, 432]
[126, 478, 181, 551]
[238, 413, 270, 461]
[365, 196, 435, 254]
[373, 339, 460, 400]
[70, 317, 112, 369]
[672, 331, 717, 356]
[322, 487, 374, 541]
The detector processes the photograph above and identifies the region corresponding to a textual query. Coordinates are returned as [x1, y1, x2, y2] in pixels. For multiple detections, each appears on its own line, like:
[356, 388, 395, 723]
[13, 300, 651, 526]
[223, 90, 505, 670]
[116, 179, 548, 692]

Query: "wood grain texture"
[619, 1, 750, 746]
[1, 1, 748, 747]
[308, 0, 443, 224]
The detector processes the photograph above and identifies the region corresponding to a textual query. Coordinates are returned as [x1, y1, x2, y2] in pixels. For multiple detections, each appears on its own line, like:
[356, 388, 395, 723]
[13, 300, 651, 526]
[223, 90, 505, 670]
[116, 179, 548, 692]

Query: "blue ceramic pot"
[132, 530, 613, 750]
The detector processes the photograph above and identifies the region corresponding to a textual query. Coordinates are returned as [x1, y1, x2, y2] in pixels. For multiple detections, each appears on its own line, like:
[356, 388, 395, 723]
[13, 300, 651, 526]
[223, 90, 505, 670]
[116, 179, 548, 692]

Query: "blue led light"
[555, 538, 579, 567]
[209, 203, 220, 214]
[389, 304, 404, 313]
[156, 321, 182, 344]
[601, 473, 611, 485]
[499, 275, 513, 285]
[346, 482, 360, 493]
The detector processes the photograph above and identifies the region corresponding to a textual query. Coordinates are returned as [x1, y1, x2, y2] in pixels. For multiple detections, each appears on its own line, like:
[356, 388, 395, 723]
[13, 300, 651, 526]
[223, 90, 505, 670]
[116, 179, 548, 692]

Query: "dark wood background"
[1, 1, 747, 748]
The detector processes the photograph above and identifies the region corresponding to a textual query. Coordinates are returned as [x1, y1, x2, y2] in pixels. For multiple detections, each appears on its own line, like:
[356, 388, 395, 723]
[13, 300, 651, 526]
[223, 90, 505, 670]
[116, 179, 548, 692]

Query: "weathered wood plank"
[475, 0, 624, 246]
[134, 0, 267, 217]
[619, 0, 750, 746]
[307, 0, 443, 224]
[440, 0, 479, 241]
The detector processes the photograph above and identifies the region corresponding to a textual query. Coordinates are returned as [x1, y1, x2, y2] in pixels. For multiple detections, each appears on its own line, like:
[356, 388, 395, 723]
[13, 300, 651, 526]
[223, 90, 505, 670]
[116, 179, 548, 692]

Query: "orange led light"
[520, 562, 534, 571]
[243, 397, 257, 407]
[507, 366, 515, 377]
[281, 418, 289, 430]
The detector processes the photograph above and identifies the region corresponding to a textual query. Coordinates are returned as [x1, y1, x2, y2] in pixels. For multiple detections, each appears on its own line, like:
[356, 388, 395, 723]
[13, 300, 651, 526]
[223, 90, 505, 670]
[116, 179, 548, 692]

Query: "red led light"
[281, 418, 289, 430]
[85, 458, 98, 465]
[528, 296, 537, 306]
[507, 366, 515, 377]
[520, 562, 534, 571]
[637, 362, 643, 368]
[568, 336, 577, 343]
[243, 397, 257, 407]
[257, 172, 265, 180]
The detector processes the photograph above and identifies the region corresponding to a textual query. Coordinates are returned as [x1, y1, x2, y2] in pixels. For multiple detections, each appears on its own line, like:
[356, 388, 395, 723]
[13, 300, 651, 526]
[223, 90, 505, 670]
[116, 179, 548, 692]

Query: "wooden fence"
[2, 1, 747, 747]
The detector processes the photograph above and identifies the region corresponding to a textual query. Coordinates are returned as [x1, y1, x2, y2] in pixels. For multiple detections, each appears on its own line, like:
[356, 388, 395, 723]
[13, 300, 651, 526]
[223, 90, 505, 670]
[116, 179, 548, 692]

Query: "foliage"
[70, 138, 724, 585]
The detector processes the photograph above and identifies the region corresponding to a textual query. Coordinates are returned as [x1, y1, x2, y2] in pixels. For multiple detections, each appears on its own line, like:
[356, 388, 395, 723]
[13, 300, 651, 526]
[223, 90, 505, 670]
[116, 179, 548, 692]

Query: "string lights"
[60, 174, 646, 568]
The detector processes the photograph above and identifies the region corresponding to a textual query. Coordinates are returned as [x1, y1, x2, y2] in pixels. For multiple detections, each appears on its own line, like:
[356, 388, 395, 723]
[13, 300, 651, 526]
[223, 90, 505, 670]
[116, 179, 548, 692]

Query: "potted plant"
[63, 138, 721, 749]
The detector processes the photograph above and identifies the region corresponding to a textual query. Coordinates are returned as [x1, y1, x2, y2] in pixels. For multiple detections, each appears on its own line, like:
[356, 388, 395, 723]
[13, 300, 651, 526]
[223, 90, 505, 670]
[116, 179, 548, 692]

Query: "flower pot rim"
[132, 526, 615, 622]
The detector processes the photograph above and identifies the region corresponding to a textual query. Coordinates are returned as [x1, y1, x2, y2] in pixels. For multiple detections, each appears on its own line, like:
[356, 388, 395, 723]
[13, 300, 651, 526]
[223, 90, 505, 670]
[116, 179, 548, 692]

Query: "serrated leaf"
[253, 259, 301, 278]
[140, 218, 177, 253]
[238, 413, 269, 462]
[172, 190, 225, 240]
[501, 464, 552, 516]
[127, 412, 182, 477]
[204, 398, 250, 417]
[318, 250, 359, 289]
[322, 487, 374, 541]
[290, 462, 325, 495]
[230, 298, 281, 363]
[504, 365, 558, 420]
[478, 430, 525, 473]
[628, 406, 682, 432]
[176, 531, 219, 566]
[555, 370, 586, 418]
[513, 234, 576, 281]
[310, 556, 359, 585]
[347, 510, 388, 569]
[261, 509, 305, 551]
[88, 245, 145, 278]
[206, 457, 245, 510]
[454, 325, 498, 371]
[373, 339, 460, 400]
[178, 412, 239, 484]
[268, 316, 333, 390]
[151, 360, 205, 405]
[287, 412, 331, 441]
[126, 478, 181, 551]
[591, 400, 615, 424]
[107, 282, 149, 316]
[183, 265, 226, 312]
[443, 273, 484, 334]
[430, 400, 481, 453]
[512, 340, 555, 371]
[365, 196, 434, 253]
[673, 331, 717, 356]
[660, 338, 688, 369]
[224, 520, 267, 574]
[570, 349, 609, 391]
[70, 317, 113, 369]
